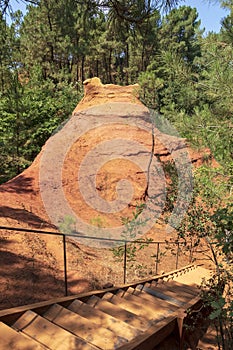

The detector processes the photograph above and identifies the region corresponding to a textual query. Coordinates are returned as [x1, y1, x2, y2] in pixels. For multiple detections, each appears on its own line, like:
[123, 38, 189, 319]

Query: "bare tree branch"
[1, 0, 183, 19]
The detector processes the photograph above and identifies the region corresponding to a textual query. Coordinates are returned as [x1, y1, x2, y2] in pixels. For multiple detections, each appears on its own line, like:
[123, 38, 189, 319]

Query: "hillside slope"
[0, 78, 217, 309]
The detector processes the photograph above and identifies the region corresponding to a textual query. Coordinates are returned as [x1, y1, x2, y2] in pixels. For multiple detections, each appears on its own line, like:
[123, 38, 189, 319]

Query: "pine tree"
[158, 5, 201, 63]
[221, 0, 233, 44]
[139, 6, 202, 113]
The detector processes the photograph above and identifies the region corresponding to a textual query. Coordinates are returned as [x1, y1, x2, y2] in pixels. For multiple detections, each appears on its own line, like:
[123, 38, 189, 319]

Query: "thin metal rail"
[0, 226, 193, 295]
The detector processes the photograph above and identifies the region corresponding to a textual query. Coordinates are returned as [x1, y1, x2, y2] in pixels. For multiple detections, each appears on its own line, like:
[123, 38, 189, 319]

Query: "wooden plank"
[102, 292, 169, 322]
[68, 299, 140, 340]
[172, 266, 212, 286]
[178, 296, 202, 313]
[116, 316, 177, 350]
[142, 284, 185, 307]
[0, 322, 45, 350]
[12, 310, 98, 350]
[116, 296, 203, 349]
[125, 287, 178, 313]
[0, 264, 199, 324]
[86, 295, 150, 331]
[158, 280, 200, 296]
[43, 303, 127, 349]
[148, 282, 195, 303]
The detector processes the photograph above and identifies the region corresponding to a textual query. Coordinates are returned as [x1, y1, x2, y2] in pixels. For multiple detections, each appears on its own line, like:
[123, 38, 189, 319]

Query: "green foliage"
[0, 2, 232, 184]
[0, 66, 82, 183]
[175, 164, 232, 270]
[177, 165, 233, 348]
[112, 205, 153, 279]
[0, 0, 183, 19]
[138, 6, 202, 113]
[58, 215, 76, 234]
[194, 166, 229, 205]
[166, 104, 233, 174]
[138, 71, 164, 109]
[162, 160, 178, 213]
[210, 297, 226, 320]
[196, 35, 233, 118]
[202, 270, 233, 350]
[90, 216, 105, 228]
[221, 0, 233, 44]
[212, 204, 233, 259]
[120, 203, 149, 240]
[158, 6, 202, 63]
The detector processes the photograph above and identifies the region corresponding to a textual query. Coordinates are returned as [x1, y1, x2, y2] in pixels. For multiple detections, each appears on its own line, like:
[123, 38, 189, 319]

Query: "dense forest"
[0, 1, 233, 347]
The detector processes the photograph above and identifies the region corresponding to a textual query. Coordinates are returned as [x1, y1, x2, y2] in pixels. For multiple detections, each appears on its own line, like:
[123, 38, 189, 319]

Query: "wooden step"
[12, 310, 98, 350]
[148, 282, 195, 303]
[156, 279, 200, 296]
[44, 303, 127, 349]
[0, 263, 212, 350]
[116, 315, 177, 350]
[68, 299, 140, 340]
[125, 286, 178, 313]
[102, 291, 167, 322]
[142, 284, 186, 307]
[172, 266, 212, 286]
[151, 280, 199, 298]
[86, 295, 150, 331]
[0, 321, 45, 350]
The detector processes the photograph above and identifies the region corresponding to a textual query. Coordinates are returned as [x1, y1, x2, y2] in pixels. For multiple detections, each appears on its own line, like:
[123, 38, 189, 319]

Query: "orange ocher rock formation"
[73, 77, 141, 113]
[0, 78, 218, 234]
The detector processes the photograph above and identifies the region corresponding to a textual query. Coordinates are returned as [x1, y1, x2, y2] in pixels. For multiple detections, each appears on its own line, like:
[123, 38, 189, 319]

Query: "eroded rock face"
[73, 77, 142, 113]
[0, 78, 218, 236]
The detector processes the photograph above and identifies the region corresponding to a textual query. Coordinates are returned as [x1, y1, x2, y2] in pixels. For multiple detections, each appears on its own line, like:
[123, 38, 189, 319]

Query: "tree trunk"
[81, 55, 85, 81]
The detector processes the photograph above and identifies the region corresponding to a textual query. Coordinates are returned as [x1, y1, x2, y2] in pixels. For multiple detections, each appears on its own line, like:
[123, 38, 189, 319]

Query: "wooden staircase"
[0, 264, 212, 350]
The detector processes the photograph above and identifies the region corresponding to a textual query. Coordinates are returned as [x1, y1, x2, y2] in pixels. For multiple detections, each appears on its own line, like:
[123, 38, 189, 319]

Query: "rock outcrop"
[0, 78, 218, 238]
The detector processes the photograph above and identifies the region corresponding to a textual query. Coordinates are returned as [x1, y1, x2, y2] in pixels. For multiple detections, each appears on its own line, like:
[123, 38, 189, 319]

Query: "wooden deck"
[0, 264, 212, 349]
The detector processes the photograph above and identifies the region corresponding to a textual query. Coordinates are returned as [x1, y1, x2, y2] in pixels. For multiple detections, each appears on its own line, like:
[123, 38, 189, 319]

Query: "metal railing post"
[155, 242, 160, 275]
[189, 240, 193, 263]
[123, 242, 127, 284]
[176, 242, 180, 269]
[63, 234, 68, 296]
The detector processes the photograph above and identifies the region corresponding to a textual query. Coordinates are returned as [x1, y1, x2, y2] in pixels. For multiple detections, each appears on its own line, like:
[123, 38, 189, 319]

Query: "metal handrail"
[0, 226, 193, 295]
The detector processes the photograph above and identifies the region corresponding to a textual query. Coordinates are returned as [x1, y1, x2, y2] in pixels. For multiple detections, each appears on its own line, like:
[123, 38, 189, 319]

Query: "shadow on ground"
[0, 236, 90, 310]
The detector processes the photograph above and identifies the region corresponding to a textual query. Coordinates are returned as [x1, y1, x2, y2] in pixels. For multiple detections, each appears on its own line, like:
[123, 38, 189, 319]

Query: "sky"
[8, 0, 230, 34]
[185, 0, 229, 33]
